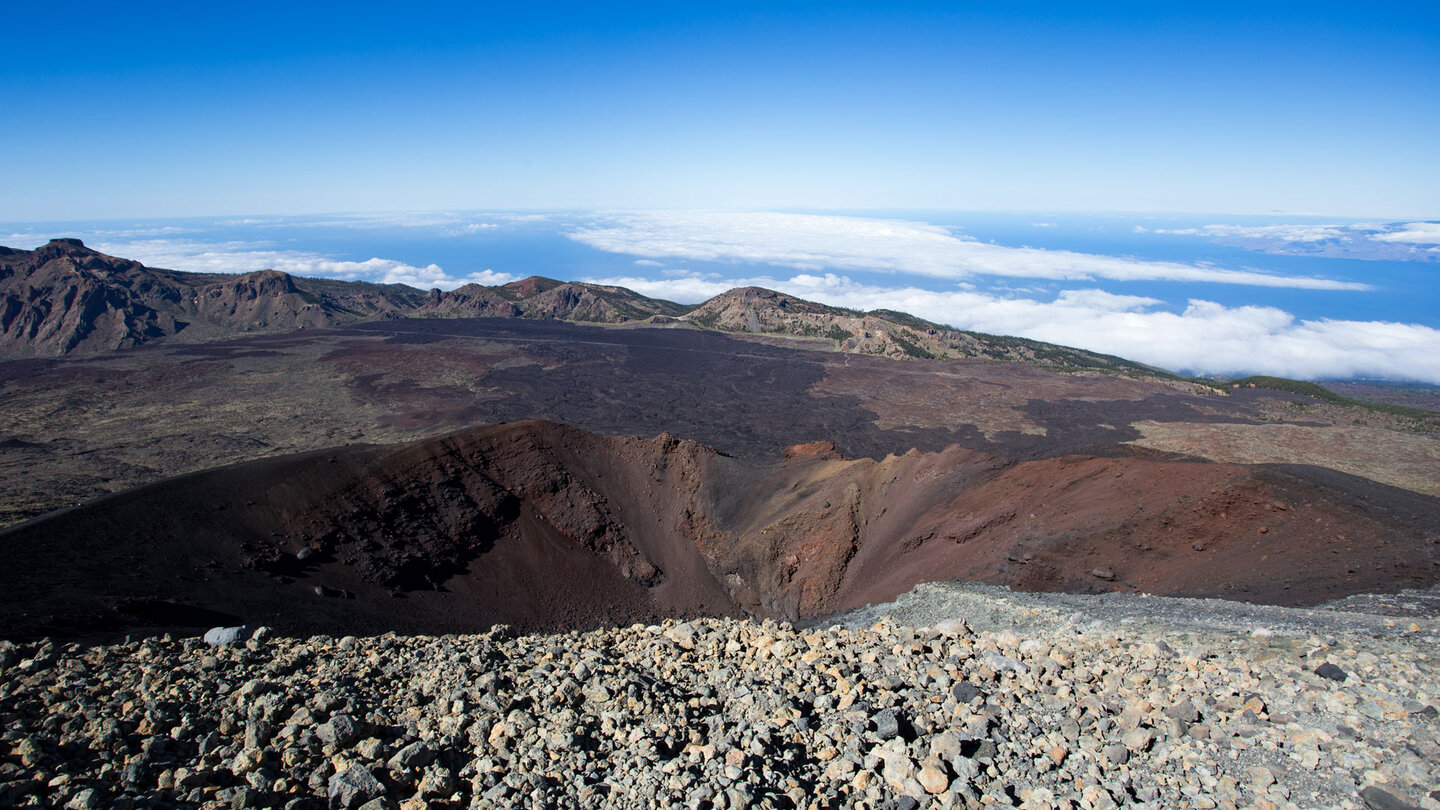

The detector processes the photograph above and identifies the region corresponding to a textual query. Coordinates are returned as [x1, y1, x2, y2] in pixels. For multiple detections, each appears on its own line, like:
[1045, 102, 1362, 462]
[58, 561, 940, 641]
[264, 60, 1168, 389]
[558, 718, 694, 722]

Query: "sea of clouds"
[568, 212, 1440, 383]
[84, 238, 519, 290]
[6, 210, 1438, 384]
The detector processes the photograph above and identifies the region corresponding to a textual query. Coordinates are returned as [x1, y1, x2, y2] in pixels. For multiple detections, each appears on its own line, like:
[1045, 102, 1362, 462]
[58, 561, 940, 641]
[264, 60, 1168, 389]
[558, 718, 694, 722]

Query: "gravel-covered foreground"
[2, 585, 1438, 810]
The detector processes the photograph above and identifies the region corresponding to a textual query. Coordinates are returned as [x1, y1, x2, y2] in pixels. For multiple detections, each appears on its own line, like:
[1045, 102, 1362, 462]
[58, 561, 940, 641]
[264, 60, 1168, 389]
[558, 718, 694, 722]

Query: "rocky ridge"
[1, 584, 1436, 810]
[421, 276, 689, 323]
[0, 240, 1164, 377]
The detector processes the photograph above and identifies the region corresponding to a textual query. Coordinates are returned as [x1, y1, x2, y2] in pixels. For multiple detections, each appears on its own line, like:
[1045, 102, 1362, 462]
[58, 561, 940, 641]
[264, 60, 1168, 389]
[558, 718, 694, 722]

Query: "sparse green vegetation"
[1216, 376, 1348, 401]
[871, 309, 937, 331]
[689, 311, 721, 329]
[1210, 375, 1440, 421]
[891, 328, 937, 360]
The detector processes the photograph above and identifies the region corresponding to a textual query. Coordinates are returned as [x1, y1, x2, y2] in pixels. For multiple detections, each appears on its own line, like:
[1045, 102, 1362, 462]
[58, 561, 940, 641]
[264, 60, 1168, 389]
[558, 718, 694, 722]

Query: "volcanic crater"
[2, 420, 1435, 644]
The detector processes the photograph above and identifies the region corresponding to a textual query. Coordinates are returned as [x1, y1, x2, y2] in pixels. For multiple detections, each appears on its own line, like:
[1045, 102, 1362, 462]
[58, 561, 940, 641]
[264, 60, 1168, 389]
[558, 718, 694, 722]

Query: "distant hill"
[423, 275, 690, 322]
[682, 286, 1165, 375]
[0, 238, 1165, 377]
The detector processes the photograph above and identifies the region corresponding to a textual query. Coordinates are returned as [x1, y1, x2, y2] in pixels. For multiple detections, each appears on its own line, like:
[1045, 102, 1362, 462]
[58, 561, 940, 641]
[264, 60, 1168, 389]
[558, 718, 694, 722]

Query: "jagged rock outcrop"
[190, 269, 334, 331]
[0, 240, 188, 355]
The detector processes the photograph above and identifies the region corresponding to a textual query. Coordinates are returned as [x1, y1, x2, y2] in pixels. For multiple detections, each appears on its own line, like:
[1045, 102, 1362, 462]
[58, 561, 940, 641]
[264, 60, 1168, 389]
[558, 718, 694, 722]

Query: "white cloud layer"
[1137, 223, 1350, 242]
[1138, 220, 1440, 249]
[255, 211, 548, 233]
[90, 239, 515, 290]
[570, 211, 1368, 290]
[1370, 222, 1440, 244]
[583, 271, 1440, 384]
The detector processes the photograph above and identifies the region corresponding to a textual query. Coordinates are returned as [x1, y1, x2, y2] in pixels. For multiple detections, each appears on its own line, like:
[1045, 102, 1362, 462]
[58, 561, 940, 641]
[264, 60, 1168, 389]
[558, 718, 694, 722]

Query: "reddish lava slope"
[1, 421, 1436, 642]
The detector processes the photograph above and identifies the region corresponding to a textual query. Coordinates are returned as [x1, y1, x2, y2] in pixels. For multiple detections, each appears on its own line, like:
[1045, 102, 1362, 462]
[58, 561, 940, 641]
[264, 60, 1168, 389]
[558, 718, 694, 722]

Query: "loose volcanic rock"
[0, 586, 1436, 809]
[328, 766, 384, 809]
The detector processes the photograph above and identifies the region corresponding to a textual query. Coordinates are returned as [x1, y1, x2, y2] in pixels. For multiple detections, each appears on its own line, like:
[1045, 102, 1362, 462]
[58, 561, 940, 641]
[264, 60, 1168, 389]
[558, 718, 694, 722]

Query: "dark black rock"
[950, 682, 984, 704]
[121, 761, 148, 787]
[972, 739, 998, 762]
[1360, 786, 1419, 810]
[872, 708, 900, 740]
[389, 741, 435, 771]
[328, 766, 383, 810]
[1315, 662, 1349, 682]
[316, 714, 360, 748]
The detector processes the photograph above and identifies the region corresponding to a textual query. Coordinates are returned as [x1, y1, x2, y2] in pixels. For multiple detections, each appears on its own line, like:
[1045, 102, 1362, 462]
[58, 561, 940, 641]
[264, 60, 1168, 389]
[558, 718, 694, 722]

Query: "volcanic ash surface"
[1, 586, 1437, 810]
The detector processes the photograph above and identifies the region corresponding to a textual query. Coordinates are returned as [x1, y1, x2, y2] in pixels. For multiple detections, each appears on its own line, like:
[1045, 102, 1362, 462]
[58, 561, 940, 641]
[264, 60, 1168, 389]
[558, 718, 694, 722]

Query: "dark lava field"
[3, 317, 1438, 643]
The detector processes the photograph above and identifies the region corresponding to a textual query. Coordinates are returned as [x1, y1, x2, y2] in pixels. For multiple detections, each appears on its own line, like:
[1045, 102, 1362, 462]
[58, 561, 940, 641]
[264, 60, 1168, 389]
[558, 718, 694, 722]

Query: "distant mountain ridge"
[0, 238, 1160, 376]
[0, 239, 426, 357]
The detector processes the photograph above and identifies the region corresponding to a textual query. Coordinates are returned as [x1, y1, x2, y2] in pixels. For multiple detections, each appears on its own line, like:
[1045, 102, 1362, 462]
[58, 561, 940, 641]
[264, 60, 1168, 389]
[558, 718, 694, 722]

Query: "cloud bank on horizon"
[570, 212, 1369, 290]
[6, 209, 1437, 385]
[567, 211, 1440, 385]
[1135, 220, 1440, 261]
[584, 268, 1440, 384]
[84, 238, 519, 290]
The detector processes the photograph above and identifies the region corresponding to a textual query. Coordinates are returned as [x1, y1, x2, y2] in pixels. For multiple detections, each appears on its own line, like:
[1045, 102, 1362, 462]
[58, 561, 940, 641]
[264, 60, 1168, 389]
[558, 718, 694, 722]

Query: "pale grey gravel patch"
[812, 580, 1439, 640]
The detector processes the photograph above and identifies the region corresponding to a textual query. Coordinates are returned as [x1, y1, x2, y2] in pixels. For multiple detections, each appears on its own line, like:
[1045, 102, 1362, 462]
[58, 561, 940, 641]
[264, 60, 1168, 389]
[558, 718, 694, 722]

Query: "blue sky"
[3, 2, 1437, 219]
[3, 4, 1438, 382]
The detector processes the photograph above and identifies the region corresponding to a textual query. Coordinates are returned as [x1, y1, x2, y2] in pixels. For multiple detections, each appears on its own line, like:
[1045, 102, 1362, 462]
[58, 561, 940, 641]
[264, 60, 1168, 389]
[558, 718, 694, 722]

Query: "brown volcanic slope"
[1, 421, 1435, 643]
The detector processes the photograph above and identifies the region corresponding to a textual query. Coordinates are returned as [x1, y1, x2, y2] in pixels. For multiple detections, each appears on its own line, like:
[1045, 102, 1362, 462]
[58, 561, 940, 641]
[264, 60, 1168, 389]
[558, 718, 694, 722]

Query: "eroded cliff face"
[2, 420, 1436, 642]
[0, 240, 186, 355]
